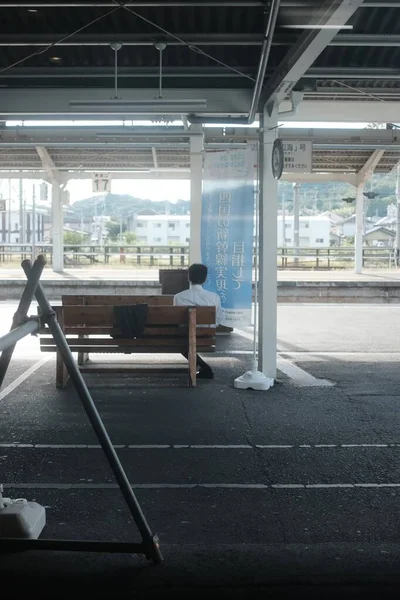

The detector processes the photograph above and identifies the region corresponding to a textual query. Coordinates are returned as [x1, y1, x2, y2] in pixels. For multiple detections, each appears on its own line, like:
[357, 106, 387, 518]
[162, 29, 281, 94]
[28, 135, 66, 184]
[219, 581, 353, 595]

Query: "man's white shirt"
[173, 284, 222, 325]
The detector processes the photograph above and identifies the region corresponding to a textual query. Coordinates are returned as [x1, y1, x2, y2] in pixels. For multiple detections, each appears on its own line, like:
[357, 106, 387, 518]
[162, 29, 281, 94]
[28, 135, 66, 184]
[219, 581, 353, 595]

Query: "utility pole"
[7, 179, 11, 243]
[32, 183, 36, 260]
[396, 165, 400, 266]
[19, 179, 24, 244]
[293, 183, 300, 265]
[281, 192, 286, 247]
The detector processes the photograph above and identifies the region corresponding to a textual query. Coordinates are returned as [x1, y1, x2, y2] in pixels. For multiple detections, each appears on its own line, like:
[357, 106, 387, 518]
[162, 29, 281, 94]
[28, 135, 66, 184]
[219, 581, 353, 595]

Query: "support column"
[395, 166, 400, 266]
[19, 178, 24, 244]
[51, 181, 63, 272]
[355, 182, 364, 274]
[189, 124, 204, 264]
[258, 102, 278, 379]
[293, 182, 300, 264]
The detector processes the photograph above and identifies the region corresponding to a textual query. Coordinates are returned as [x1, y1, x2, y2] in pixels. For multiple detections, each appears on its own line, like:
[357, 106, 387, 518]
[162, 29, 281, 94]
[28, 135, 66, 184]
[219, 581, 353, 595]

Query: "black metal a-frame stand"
[0, 255, 162, 564]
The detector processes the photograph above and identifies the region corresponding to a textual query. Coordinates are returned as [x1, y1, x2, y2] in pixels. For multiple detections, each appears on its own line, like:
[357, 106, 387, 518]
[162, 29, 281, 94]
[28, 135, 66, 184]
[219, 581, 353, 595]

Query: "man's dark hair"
[188, 263, 208, 285]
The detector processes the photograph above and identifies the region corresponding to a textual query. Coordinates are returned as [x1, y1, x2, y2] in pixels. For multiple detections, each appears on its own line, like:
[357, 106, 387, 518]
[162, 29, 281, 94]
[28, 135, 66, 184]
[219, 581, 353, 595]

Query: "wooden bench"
[39, 304, 216, 389]
[62, 295, 232, 335]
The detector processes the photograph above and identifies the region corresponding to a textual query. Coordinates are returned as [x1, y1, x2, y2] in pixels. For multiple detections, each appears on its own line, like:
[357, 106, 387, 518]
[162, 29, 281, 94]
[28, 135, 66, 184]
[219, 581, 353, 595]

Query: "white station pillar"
[354, 182, 364, 275]
[51, 181, 64, 273]
[354, 149, 385, 275]
[189, 124, 204, 264]
[258, 101, 279, 379]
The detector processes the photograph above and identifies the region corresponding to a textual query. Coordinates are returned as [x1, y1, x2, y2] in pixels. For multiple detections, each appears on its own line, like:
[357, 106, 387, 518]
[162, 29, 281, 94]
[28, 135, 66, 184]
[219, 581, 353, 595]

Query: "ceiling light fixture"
[68, 99, 208, 114]
[50, 56, 62, 64]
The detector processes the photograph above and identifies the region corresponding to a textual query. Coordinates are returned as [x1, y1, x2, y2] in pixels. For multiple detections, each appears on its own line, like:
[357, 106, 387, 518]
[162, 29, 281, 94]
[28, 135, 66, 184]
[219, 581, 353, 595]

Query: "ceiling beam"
[3, 67, 400, 82]
[152, 146, 158, 169]
[35, 146, 60, 181]
[1, 1, 396, 6]
[1, 33, 399, 47]
[284, 100, 400, 123]
[0, 87, 253, 117]
[262, 0, 364, 107]
[0, 1, 265, 6]
[357, 149, 385, 183]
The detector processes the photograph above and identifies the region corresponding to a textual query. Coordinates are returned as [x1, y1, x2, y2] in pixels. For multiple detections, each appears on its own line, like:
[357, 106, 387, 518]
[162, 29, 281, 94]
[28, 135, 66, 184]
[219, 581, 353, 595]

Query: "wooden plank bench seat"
[39, 304, 216, 389]
[62, 295, 232, 335]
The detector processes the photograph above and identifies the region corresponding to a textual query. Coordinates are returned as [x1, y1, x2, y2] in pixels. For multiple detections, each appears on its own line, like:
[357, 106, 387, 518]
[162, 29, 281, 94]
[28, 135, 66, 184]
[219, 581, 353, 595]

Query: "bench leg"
[56, 349, 69, 388]
[55, 307, 70, 388]
[188, 307, 197, 388]
[78, 352, 89, 366]
[78, 335, 89, 366]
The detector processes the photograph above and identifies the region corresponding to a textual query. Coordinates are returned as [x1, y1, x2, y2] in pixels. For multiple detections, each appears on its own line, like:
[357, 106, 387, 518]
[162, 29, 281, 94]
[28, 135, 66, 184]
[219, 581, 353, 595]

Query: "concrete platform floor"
[1, 303, 400, 596]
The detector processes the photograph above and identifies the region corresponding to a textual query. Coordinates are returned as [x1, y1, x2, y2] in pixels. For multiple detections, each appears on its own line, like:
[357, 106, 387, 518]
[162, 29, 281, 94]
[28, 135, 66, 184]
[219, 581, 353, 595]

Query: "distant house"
[277, 215, 331, 247]
[364, 226, 395, 247]
[336, 214, 374, 238]
[374, 215, 397, 232]
[135, 208, 160, 216]
[320, 211, 343, 225]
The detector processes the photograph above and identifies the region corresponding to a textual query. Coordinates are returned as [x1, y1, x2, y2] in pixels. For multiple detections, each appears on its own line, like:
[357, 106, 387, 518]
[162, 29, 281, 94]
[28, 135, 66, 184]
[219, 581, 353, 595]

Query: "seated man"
[174, 263, 221, 379]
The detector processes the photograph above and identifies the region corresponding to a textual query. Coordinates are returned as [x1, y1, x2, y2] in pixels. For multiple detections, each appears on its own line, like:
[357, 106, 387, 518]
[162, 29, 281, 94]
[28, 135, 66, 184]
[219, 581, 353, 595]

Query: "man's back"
[174, 284, 221, 325]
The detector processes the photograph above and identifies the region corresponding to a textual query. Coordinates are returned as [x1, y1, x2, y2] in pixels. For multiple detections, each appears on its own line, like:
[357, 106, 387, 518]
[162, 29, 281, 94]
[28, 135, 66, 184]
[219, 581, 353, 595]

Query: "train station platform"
[1, 301, 400, 596]
[2, 268, 400, 303]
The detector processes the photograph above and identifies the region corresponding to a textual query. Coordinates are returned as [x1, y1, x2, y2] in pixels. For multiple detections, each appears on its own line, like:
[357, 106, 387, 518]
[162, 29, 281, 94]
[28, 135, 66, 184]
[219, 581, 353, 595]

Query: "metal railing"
[0, 244, 189, 267]
[0, 243, 397, 270]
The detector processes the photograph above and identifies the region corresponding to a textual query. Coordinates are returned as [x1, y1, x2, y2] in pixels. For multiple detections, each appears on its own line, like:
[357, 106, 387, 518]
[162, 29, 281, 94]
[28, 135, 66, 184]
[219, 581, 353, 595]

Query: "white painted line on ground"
[235, 329, 334, 387]
[235, 329, 255, 342]
[283, 351, 400, 357]
[128, 444, 170, 449]
[0, 356, 50, 401]
[216, 350, 253, 355]
[4, 482, 400, 490]
[0, 443, 398, 450]
[190, 444, 252, 449]
[256, 444, 294, 449]
[277, 357, 334, 387]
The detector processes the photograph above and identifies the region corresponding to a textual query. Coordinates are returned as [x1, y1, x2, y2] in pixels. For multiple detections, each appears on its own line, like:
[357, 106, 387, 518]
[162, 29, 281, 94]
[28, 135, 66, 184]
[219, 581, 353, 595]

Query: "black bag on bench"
[112, 304, 148, 339]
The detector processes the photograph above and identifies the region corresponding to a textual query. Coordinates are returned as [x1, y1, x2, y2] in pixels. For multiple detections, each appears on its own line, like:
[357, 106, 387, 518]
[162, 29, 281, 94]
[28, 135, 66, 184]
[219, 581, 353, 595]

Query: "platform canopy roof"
[0, 1, 399, 119]
[1, 1, 400, 181]
[0, 126, 398, 181]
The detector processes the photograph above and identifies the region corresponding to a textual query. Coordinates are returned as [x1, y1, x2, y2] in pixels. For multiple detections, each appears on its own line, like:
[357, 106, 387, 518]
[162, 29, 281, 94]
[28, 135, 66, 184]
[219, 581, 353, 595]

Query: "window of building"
[186, 223, 190, 228]
[154, 223, 162, 228]
[15, 223, 18, 230]
[285, 223, 291, 228]
[285, 238, 291, 243]
[301, 222, 310, 228]
[153, 237, 162, 242]
[186, 238, 190, 243]
[136, 222, 145, 228]
[316, 238, 324, 243]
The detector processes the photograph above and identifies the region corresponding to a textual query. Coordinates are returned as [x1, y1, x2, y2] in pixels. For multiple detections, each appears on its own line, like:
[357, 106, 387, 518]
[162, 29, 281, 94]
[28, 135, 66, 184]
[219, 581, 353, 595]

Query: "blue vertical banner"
[201, 148, 256, 328]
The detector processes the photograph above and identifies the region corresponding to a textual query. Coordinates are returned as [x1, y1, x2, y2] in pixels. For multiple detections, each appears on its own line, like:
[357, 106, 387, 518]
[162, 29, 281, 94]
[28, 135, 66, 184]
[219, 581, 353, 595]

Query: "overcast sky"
[66, 178, 190, 203]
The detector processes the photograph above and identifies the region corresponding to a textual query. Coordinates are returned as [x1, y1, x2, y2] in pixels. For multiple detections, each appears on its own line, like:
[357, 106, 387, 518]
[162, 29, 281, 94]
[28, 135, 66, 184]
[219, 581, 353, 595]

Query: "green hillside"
[69, 170, 398, 221]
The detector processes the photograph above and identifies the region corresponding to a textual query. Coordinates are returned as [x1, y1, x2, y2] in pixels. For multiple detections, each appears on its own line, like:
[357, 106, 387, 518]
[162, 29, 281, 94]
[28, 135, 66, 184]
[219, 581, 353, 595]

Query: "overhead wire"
[111, 0, 256, 82]
[331, 79, 387, 103]
[0, 6, 121, 76]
